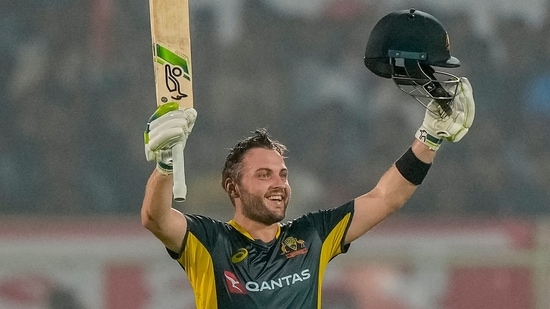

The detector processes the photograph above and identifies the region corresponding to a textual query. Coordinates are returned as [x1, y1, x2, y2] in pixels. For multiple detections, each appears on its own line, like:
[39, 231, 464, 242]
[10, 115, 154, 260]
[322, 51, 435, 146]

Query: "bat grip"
[172, 142, 186, 202]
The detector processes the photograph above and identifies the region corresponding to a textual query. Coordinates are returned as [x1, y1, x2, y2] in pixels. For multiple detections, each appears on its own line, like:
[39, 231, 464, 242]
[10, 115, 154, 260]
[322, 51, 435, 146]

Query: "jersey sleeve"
[166, 214, 223, 260]
[300, 200, 355, 257]
[167, 214, 224, 309]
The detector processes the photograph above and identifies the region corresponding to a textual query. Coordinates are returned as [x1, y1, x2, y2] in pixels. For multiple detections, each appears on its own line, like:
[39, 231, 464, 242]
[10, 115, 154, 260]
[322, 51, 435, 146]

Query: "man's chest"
[212, 228, 322, 293]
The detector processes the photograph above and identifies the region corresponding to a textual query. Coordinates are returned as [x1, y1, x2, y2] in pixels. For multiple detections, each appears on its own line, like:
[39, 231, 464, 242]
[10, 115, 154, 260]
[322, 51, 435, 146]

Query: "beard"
[239, 187, 288, 226]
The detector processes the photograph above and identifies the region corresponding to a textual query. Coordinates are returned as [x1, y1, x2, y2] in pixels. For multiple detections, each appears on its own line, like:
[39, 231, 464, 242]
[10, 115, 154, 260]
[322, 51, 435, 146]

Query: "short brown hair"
[221, 128, 287, 190]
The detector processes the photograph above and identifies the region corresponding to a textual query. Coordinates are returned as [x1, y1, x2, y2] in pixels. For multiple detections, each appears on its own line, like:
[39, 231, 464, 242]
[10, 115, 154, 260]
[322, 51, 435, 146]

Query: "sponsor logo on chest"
[224, 269, 311, 294]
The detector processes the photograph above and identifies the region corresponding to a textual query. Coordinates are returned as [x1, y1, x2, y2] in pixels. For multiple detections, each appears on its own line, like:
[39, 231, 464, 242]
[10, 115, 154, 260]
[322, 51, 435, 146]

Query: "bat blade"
[149, 0, 193, 202]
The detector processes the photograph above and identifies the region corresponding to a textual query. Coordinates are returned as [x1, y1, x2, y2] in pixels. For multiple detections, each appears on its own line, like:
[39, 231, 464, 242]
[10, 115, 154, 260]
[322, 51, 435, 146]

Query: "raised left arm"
[344, 77, 475, 244]
[345, 140, 434, 244]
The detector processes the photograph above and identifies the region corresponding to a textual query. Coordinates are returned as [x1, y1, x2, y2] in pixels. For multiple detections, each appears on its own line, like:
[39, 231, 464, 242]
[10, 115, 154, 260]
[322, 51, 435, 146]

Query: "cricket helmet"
[364, 8, 461, 114]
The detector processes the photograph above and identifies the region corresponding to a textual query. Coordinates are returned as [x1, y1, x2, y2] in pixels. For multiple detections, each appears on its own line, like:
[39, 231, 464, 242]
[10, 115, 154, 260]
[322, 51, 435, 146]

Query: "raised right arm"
[141, 170, 188, 253]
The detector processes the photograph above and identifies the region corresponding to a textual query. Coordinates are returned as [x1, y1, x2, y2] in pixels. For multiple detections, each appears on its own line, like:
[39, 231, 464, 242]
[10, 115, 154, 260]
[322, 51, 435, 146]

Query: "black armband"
[395, 148, 431, 185]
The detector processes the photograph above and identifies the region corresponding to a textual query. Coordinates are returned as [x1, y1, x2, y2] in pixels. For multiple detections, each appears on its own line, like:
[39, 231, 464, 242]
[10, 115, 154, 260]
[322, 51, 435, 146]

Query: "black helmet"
[365, 8, 459, 78]
[364, 9, 460, 115]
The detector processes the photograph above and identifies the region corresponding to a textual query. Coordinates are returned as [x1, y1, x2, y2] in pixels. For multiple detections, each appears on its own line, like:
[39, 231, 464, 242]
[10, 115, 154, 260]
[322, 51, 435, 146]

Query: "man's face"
[235, 148, 291, 225]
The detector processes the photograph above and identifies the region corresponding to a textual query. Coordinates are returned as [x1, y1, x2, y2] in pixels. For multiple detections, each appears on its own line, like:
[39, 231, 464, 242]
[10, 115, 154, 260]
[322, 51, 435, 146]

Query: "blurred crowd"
[1, 0, 549, 218]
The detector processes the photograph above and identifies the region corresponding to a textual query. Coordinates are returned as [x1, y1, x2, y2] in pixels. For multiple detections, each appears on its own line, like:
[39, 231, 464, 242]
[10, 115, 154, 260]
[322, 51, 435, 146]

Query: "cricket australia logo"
[281, 237, 308, 259]
[154, 44, 191, 102]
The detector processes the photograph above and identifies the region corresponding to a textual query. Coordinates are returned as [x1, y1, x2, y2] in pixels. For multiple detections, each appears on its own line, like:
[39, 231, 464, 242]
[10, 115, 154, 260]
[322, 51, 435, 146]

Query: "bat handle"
[172, 142, 186, 202]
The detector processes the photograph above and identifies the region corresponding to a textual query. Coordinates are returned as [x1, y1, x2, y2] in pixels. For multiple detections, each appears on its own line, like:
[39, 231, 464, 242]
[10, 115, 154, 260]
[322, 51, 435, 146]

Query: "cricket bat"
[148, 0, 193, 202]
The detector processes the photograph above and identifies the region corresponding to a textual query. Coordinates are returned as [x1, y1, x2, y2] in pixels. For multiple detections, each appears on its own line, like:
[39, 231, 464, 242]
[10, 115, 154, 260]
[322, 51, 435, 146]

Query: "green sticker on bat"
[155, 44, 191, 81]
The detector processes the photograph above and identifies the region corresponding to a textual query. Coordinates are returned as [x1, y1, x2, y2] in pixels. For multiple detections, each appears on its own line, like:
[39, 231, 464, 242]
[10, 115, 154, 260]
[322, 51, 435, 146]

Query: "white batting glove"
[144, 103, 197, 174]
[415, 77, 475, 150]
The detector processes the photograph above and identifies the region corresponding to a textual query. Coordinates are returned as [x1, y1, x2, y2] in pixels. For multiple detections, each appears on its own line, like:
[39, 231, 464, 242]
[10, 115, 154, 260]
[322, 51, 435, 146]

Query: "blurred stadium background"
[1, 0, 550, 308]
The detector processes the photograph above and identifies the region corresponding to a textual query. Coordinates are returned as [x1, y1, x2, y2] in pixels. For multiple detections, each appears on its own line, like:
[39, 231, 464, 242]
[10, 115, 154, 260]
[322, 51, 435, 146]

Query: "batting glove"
[415, 77, 475, 150]
[144, 103, 197, 175]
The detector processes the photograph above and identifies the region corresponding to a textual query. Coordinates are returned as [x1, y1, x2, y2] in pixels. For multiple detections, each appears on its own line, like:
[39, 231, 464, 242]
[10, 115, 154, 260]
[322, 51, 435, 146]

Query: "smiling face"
[232, 148, 291, 225]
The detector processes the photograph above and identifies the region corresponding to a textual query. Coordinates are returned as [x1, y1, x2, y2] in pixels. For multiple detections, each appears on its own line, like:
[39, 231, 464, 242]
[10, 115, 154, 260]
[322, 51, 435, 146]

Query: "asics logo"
[231, 248, 248, 263]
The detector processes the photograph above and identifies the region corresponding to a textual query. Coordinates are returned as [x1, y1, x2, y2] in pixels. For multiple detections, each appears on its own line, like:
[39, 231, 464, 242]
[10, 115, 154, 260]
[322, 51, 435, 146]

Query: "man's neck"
[230, 217, 279, 242]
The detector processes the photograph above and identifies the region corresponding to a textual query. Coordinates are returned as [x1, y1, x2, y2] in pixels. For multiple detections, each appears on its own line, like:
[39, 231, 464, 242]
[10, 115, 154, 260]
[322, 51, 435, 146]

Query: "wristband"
[395, 148, 431, 185]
